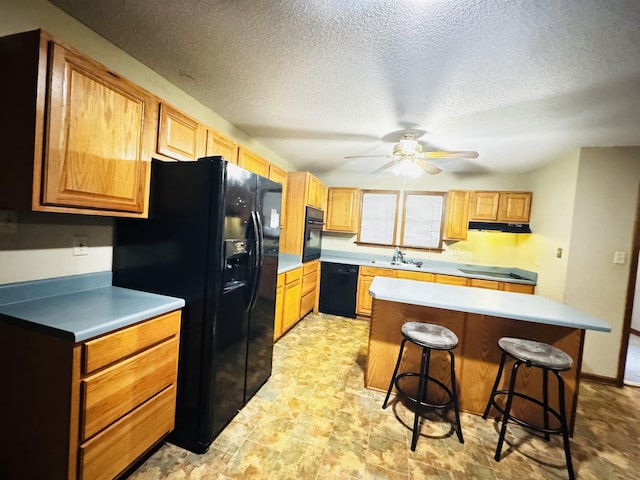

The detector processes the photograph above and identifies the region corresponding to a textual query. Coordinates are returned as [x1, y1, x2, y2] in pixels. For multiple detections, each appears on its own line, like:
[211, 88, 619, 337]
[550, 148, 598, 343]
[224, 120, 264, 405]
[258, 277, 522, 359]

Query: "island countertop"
[370, 276, 610, 332]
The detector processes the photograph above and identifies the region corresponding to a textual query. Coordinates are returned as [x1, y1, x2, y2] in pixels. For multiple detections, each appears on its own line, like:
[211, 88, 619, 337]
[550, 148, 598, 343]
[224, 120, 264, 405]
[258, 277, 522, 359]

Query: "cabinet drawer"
[396, 270, 433, 282]
[435, 274, 468, 286]
[83, 310, 180, 374]
[302, 261, 319, 276]
[299, 290, 315, 317]
[79, 385, 175, 480]
[360, 266, 395, 277]
[285, 267, 302, 284]
[301, 272, 317, 296]
[81, 337, 178, 440]
[469, 278, 500, 290]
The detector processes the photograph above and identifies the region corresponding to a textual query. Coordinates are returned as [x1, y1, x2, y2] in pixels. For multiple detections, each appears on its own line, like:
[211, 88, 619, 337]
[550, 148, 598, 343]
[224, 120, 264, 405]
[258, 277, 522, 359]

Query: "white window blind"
[359, 191, 397, 245]
[401, 192, 444, 249]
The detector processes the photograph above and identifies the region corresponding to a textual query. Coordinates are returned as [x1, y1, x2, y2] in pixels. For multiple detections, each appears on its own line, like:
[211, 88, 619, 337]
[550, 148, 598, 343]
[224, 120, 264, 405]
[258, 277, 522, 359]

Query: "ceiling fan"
[345, 133, 479, 176]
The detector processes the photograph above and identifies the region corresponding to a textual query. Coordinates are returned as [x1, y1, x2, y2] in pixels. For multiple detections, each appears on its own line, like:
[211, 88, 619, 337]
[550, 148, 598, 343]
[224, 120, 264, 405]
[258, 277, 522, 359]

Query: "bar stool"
[483, 337, 575, 480]
[382, 322, 464, 451]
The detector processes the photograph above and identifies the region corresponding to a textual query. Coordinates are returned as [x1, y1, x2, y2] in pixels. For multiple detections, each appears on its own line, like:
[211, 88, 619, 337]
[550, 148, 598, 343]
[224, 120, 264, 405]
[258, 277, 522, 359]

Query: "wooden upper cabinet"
[268, 164, 287, 184]
[469, 191, 532, 223]
[325, 187, 360, 232]
[469, 191, 500, 221]
[0, 30, 157, 217]
[157, 103, 206, 162]
[317, 181, 328, 212]
[238, 148, 270, 177]
[44, 43, 157, 215]
[498, 192, 532, 223]
[206, 129, 238, 164]
[444, 190, 470, 240]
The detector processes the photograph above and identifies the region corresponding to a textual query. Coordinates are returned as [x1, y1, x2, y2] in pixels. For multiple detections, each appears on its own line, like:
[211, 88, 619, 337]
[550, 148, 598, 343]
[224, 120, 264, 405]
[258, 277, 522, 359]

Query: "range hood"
[468, 221, 532, 233]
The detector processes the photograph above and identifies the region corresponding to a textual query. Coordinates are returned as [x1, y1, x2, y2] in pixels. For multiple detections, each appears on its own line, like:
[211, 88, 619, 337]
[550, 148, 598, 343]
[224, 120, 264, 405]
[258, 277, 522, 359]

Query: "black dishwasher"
[319, 262, 359, 318]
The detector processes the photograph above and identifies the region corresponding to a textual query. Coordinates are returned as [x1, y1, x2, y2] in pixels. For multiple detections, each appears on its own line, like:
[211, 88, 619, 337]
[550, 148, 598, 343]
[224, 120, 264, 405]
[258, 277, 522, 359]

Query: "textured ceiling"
[50, 0, 640, 176]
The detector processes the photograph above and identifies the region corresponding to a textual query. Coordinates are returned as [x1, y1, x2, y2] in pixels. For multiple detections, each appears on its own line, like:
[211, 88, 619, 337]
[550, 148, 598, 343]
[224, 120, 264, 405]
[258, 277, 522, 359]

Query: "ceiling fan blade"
[371, 159, 399, 174]
[344, 154, 394, 159]
[423, 151, 479, 159]
[416, 159, 442, 175]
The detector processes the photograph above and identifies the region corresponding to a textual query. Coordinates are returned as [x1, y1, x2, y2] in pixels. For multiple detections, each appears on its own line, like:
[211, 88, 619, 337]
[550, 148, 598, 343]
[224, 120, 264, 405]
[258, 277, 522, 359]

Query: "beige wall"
[0, 0, 293, 284]
[564, 147, 640, 378]
[516, 149, 580, 301]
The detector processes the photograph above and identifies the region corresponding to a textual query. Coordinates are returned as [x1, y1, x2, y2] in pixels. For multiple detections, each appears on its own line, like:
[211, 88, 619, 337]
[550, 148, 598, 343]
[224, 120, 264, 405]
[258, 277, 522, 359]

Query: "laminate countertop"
[370, 276, 610, 332]
[0, 272, 185, 342]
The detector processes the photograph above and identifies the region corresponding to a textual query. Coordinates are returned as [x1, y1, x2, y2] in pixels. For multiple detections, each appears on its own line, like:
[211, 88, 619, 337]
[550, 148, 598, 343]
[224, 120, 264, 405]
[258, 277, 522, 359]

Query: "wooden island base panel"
[366, 278, 611, 434]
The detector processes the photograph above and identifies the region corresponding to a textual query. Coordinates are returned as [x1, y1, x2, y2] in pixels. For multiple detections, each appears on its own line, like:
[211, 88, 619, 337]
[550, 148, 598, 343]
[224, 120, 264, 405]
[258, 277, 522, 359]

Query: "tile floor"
[129, 313, 640, 479]
[624, 333, 640, 386]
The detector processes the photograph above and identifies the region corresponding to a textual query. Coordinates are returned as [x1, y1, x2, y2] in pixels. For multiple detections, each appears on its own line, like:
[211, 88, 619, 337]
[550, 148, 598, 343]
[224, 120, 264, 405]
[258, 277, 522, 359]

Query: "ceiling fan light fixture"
[389, 158, 423, 177]
[398, 133, 419, 155]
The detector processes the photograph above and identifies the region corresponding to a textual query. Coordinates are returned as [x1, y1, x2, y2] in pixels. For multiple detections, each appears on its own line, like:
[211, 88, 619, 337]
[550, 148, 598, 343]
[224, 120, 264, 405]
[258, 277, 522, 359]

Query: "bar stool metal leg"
[542, 367, 550, 441]
[410, 347, 429, 451]
[495, 360, 523, 461]
[448, 350, 464, 444]
[556, 371, 575, 480]
[483, 351, 507, 419]
[383, 338, 407, 409]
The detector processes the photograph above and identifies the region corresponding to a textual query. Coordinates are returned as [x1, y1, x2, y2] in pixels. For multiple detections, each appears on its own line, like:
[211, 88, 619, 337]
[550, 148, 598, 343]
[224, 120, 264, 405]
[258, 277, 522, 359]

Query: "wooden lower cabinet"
[0, 310, 181, 479]
[300, 260, 319, 318]
[355, 266, 534, 317]
[356, 266, 395, 316]
[274, 274, 285, 340]
[281, 267, 302, 336]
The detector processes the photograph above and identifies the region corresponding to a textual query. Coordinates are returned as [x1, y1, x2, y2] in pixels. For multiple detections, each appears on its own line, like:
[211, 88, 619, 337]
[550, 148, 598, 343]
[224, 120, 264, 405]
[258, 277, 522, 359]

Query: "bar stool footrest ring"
[394, 372, 454, 410]
[488, 390, 564, 435]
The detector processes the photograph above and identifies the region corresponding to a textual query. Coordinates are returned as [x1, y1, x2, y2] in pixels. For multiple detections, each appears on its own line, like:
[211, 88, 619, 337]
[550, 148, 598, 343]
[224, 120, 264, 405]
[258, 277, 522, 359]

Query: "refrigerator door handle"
[247, 211, 263, 311]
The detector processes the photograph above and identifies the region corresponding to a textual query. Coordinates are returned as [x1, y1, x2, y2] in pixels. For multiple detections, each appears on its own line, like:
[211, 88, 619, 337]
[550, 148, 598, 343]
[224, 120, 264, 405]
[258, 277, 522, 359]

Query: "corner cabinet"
[325, 187, 360, 233]
[0, 310, 181, 480]
[0, 29, 157, 217]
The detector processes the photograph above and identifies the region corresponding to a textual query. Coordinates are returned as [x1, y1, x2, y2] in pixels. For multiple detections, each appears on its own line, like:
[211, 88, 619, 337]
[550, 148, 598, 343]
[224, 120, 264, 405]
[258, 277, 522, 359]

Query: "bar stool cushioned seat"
[483, 337, 575, 480]
[383, 322, 464, 451]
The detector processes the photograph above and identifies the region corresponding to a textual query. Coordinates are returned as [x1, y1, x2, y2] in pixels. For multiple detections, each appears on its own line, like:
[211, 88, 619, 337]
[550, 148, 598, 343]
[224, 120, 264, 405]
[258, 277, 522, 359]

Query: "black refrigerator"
[112, 156, 281, 453]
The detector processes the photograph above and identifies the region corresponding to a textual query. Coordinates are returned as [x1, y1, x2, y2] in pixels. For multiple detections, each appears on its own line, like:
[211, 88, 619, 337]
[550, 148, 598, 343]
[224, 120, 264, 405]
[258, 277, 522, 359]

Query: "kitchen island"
[367, 277, 610, 431]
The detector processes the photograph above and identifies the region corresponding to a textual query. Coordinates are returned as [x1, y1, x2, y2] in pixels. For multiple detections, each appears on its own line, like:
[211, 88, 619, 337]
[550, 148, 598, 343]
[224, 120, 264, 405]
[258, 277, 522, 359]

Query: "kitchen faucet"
[392, 247, 405, 263]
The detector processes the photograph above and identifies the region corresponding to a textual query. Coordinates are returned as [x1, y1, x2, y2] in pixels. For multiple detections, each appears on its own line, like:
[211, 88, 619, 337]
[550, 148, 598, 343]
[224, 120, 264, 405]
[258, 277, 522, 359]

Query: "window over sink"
[357, 189, 446, 251]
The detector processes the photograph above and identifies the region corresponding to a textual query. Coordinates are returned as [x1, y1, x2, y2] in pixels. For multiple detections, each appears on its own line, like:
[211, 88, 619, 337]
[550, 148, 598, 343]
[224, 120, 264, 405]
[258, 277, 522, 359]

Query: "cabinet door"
[157, 103, 206, 162]
[282, 279, 302, 331]
[238, 148, 270, 177]
[469, 191, 500, 221]
[325, 187, 360, 232]
[356, 267, 395, 316]
[44, 42, 155, 215]
[307, 174, 319, 207]
[274, 276, 284, 340]
[444, 190, 470, 240]
[206, 129, 238, 164]
[317, 181, 327, 212]
[268, 164, 287, 184]
[498, 192, 532, 223]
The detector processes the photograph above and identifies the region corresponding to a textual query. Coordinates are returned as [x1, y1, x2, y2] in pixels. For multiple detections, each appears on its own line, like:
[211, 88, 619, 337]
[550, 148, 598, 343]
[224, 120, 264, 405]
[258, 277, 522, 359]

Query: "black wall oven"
[302, 206, 323, 262]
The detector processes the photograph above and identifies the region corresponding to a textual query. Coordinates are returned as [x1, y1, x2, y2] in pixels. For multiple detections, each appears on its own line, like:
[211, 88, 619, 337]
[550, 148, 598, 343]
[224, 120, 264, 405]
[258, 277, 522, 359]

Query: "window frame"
[356, 189, 447, 252]
[398, 190, 446, 251]
[356, 189, 399, 247]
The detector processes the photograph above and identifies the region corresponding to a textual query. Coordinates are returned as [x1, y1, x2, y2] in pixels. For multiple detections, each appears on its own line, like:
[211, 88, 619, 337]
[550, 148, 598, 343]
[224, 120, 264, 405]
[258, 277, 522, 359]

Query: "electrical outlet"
[614, 251, 626, 264]
[0, 209, 18, 234]
[73, 235, 89, 256]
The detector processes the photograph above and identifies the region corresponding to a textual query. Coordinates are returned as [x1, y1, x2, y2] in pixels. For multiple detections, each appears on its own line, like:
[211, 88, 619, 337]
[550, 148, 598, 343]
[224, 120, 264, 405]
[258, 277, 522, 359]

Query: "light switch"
[614, 251, 626, 264]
